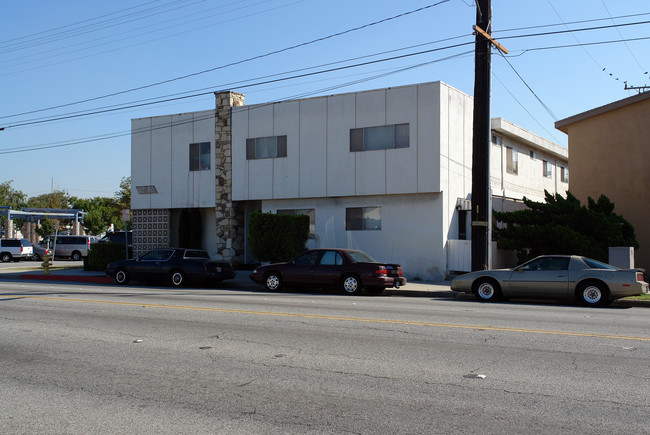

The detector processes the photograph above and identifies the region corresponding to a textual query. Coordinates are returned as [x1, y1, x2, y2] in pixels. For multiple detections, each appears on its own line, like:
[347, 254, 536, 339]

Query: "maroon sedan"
[250, 249, 406, 295]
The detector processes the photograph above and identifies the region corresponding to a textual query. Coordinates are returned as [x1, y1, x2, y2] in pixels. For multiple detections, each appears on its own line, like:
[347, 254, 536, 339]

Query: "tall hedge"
[494, 191, 638, 263]
[248, 211, 309, 263]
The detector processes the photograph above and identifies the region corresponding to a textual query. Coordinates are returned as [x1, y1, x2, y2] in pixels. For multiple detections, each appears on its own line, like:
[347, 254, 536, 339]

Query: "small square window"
[190, 142, 210, 171]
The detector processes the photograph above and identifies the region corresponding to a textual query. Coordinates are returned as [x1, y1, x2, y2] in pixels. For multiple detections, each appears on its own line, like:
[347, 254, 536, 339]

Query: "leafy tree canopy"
[0, 180, 27, 209]
[493, 191, 638, 263]
[27, 190, 70, 209]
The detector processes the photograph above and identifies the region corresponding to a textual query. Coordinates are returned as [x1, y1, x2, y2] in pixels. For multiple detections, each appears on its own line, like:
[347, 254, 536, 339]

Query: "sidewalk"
[1, 263, 648, 306]
[0, 263, 454, 296]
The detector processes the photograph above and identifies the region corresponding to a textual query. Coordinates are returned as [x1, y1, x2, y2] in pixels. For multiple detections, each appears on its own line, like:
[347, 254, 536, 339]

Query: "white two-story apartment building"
[130, 81, 567, 281]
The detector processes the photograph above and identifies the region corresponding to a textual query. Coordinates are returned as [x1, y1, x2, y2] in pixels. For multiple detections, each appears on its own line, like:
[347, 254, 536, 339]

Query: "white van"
[46, 235, 95, 261]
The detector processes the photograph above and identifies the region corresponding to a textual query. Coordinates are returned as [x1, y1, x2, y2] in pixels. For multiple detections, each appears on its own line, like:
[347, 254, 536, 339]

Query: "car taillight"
[375, 267, 387, 277]
[637, 272, 644, 282]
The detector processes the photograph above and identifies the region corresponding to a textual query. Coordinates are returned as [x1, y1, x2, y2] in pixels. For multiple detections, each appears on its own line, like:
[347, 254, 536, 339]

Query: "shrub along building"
[130, 81, 568, 281]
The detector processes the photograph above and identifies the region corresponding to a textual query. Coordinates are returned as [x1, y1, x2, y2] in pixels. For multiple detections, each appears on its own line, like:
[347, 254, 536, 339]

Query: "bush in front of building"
[494, 190, 638, 264]
[86, 242, 132, 271]
[248, 211, 309, 264]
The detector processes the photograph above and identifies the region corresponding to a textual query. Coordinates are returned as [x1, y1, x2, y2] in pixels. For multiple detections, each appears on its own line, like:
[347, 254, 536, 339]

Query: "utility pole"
[471, 0, 491, 271]
[470, 1, 507, 271]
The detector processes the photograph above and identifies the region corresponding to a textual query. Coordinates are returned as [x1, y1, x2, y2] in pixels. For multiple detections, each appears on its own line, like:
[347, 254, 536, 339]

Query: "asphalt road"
[1, 280, 649, 434]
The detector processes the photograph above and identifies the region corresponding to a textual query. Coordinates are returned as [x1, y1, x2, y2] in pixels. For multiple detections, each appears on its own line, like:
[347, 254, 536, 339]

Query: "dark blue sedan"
[106, 248, 235, 287]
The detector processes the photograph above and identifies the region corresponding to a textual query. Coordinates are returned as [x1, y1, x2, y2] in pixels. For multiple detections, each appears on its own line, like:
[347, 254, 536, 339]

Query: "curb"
[19, 274, 113, 284]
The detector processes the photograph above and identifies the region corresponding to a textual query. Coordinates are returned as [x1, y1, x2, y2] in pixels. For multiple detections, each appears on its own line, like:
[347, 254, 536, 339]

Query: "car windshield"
[347, 250, 377, 263]
[582, 258, 617, 270]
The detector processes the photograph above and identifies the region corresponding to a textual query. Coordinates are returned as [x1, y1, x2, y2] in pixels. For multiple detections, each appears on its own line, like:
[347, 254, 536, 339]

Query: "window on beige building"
[560, 166, 569, 183]
[543, 160, 552, 178]
[506, 146, 518, 175]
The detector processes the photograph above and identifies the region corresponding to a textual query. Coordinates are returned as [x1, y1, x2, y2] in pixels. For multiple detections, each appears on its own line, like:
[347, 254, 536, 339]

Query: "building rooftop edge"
[491, 117, 568, 160]
[555, 91, 650, 132]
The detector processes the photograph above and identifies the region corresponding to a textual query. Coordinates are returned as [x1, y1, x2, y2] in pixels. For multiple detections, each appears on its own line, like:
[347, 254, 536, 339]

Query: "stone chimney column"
[214, 91, 245, 263]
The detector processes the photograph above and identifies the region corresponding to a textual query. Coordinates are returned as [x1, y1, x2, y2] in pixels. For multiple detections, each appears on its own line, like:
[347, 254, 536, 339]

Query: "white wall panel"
[170, 113, 193, 208]
[417, 83, 441, 192]
[151, 115, 173, 209]
[326, 94, 356, 197]
[386, 86, 419, 194]
[273, 101, 300, 199]
[131, 118, 153, 209]
[299, 98, 327, 198]
[355, 89, 385, 127]
[248, 159, 274, 199]
[231, 108, 249, 200]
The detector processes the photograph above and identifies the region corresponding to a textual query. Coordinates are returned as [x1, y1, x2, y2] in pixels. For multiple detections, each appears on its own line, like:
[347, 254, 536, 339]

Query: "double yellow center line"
[5, 294, 650, 342]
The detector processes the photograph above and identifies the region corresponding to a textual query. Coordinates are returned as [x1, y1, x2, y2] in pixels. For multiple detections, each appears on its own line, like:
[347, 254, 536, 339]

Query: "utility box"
[608, 247, 634, 269]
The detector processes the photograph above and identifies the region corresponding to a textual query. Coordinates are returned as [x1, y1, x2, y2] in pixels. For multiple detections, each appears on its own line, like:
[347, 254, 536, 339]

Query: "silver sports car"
[451, 255, 648, 306]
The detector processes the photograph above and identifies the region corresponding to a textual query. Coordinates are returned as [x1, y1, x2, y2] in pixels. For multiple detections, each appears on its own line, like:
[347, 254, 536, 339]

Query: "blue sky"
[1, 0, 648, 199]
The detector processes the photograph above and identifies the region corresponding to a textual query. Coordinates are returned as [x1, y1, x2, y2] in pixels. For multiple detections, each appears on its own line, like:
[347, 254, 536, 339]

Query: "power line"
[0, 1, 452, 120]
[0, 50, 473, 155]
[0, 0, 205, 53]
[600, 0, 648, 75]
[0, 0, 298, 72]
[1, 40, 473, 129]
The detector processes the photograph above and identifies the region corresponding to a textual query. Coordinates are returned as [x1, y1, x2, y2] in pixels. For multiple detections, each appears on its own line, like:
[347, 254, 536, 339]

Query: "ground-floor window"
[345, 206, 381, 231]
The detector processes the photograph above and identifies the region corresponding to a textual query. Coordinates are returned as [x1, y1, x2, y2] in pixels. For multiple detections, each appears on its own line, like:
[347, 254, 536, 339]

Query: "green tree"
[36, 220, 55, 239]
[493, 191, 638, 263]
[0, 180, 27, 208]
[70, 196, 120, 235]
[114, 176, 131, 230]
[0, 180, 27, 229]
[27, 190, 70, 209]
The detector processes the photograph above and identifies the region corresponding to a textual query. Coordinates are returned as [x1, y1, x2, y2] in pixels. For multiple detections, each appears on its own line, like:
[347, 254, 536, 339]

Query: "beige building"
[556, 91, 650, 269]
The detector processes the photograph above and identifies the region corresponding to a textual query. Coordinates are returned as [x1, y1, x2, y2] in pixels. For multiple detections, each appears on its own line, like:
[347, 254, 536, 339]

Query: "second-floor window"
[189, 142, 210, 171]
[506, 146, 518, 175]
[246, 135, 287, 160]
[543, 160, 552, 178]
[560, 166, 569, 183]
[350, 124, 409, 152]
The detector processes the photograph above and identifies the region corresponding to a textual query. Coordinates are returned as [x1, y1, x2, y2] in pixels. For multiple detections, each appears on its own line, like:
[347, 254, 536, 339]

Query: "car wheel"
[170, 270, 185, 287]
[341, 274, 362, 295]
[578, 281, 609, 306]
[264, 272, 282, 291]
[474, 279, 501, 302]
[366, 287, 384, 296]
[33, 253, 41, 261]
[71, 251, 82, 261]
[114, 268, 130, 285]
[1, 253, 11, 263]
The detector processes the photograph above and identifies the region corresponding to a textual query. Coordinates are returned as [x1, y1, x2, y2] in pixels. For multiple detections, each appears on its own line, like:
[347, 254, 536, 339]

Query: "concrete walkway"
[0, 262, 454, 297]
[1, 262, 648, 306]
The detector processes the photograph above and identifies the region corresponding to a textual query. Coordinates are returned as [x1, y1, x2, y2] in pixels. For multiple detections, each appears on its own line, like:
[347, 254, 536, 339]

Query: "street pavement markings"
[3, 294, 650, 342]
